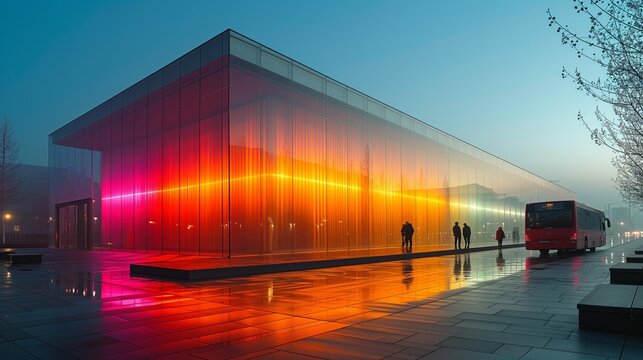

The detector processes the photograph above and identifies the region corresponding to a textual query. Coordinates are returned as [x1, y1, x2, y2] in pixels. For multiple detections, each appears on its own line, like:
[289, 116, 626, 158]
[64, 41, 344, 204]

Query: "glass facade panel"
[49, 29, 574, 257]
[261, 49, 290, 78]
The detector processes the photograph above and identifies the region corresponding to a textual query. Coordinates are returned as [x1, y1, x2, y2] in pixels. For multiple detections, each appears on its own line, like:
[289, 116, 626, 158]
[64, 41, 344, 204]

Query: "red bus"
[525, 200, 610, 255]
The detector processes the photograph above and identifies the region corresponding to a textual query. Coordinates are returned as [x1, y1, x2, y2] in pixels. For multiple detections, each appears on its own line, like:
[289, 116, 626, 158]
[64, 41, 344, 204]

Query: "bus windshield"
[526, 202, 574, 229]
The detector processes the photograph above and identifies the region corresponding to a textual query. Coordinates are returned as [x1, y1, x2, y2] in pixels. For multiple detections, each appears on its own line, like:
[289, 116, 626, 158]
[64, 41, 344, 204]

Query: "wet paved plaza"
[2, 238, 643, 359]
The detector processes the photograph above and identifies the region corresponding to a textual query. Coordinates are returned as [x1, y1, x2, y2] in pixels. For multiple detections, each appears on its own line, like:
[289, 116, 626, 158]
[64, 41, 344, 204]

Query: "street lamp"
[2, 213, 11, 244]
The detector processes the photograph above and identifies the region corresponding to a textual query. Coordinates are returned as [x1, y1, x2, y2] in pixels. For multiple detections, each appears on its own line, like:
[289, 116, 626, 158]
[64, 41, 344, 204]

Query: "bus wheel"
[590, 247, 596, 252]
[539, 249, 549, 255]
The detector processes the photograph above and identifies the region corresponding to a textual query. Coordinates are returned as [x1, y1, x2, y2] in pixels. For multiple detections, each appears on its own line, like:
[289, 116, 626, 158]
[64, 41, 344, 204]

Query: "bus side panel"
[576, 206, 607, 249]
[578, 229, 606, 249]
[525, 228, 576, 250]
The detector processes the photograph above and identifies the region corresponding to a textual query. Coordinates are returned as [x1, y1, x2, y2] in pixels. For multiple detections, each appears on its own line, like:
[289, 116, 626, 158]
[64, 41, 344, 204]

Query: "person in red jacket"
[495, 226, 506, 249]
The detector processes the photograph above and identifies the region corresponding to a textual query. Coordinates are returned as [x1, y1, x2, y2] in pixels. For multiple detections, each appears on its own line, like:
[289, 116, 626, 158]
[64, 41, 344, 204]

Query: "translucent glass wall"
[49, 29, 574, 256]
[49, 32, 230, 254]
[226, 31, 574, 255]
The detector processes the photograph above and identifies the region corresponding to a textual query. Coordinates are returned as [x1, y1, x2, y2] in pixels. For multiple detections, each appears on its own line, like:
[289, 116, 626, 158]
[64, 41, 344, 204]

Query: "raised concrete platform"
[626, 254, 643, 263]
[9, 254, 42, 264]
[610, 263, 643, 285]
[131, 243, 525, 280]
[577, 284, 641, 334]
[635, 248, 643, 255]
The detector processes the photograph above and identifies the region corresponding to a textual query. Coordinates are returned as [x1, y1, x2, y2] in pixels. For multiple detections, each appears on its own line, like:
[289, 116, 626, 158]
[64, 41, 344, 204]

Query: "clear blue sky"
[0, 0, 625, 211]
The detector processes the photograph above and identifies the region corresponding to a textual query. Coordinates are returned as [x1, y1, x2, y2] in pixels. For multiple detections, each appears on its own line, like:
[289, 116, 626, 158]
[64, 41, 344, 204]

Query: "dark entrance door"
[56, 199, 92, 249]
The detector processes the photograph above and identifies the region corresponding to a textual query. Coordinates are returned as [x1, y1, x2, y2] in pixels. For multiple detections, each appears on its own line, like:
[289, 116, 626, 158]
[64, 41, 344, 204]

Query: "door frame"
[55, 198, 92, 250]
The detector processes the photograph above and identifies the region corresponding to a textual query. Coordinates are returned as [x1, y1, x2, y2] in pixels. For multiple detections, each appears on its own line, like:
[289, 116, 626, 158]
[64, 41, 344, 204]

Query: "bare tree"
[0, 117, 20, 244]
[548, 1, 643, 205]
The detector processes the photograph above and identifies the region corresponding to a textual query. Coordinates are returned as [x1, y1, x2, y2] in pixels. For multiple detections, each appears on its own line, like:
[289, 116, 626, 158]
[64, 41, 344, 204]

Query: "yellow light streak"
[102, 173, 523, 216]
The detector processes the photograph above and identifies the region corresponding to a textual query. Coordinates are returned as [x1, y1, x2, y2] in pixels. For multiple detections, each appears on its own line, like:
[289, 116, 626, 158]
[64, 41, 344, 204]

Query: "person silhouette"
[401, 222, 407, 249]
[462, 223, 471, 249]
[405, 221, 415, 252]
[452, 222, 462, 249]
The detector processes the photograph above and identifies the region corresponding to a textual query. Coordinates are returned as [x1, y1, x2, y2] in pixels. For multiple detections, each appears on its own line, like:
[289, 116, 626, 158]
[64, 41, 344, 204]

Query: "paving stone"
[416, 346, 513, 360]
[275, 333, 407, 360]
[22, 343, 78, 360]
[545, 337, 624, 358]
[455, 312, 548, 327]
[504, 324, 572, 338]
[621, 342, 643, 360]
[250, 350, 324, 359]
[437, 336, 503, 353]
[399, 332, 450, 347]
[456, 327, 550, 347]
[454, 319, 510, 332]
[0, 342, 38, 360]
[521, 347, 609, 360]
[493, 344, 531, 358]
[496, 309, 554, 321]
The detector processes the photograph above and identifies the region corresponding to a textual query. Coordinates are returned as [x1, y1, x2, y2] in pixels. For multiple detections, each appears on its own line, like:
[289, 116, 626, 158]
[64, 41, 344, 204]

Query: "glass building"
[49, 29, 574, 256]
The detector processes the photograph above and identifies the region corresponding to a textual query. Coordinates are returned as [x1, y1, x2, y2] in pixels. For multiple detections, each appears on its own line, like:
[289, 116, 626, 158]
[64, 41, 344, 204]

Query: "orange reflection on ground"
[29, 247, 541, 358]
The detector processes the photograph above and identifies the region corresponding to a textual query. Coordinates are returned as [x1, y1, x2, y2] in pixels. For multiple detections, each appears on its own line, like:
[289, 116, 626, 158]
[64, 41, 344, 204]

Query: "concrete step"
[577, 284, 642, 334]
[610, 263, 643, 285]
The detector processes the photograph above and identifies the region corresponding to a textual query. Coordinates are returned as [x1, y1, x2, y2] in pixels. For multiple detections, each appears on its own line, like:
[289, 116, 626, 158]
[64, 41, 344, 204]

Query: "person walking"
[400, 222, 407, 249]
[462, 223, 471, 249]
[405, 221, 415, 252]
[452, 222, 462, 250]
[495, 226, 506, 249]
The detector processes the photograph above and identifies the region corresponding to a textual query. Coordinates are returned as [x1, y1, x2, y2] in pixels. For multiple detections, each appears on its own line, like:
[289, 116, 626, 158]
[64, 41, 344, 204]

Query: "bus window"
[526, 202, 573, 229]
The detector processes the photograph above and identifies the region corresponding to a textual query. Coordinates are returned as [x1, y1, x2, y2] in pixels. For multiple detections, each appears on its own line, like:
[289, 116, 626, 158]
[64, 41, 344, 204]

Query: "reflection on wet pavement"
[1, 238, 640, 359]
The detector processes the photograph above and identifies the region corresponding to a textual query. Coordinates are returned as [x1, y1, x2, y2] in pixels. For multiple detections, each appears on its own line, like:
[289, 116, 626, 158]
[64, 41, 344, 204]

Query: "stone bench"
[0, 249, 15, 259]
[626, 255, 643, 263]
[577, 284, 642, 334]
[9, 254, 42, 264]
[610, 263, 643, 285]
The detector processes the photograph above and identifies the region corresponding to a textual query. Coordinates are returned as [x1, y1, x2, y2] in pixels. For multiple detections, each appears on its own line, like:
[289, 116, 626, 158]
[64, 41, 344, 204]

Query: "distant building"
[610, 206, 630, 235]
[3, 164, 48, 246]
[49, 29, 574, 257]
